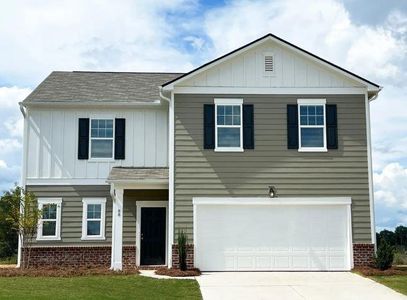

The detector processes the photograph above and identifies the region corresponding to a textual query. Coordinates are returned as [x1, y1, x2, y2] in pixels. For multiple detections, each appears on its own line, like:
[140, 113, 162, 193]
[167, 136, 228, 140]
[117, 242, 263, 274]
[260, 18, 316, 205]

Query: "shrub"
[374, 240, 395, 270]
[393, 248, 407, 265]
[177, 230, 187, 271]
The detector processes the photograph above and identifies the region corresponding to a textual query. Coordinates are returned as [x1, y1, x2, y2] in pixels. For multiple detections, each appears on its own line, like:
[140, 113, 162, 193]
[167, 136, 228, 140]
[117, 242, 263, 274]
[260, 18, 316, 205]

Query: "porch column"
[111, 188, 123, 271]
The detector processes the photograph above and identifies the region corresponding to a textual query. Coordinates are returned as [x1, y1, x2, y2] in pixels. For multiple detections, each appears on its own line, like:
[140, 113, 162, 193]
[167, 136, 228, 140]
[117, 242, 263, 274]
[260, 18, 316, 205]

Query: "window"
[214, 99, 243, 152]
[82, 198, 106, 240]
[90, 119, 114, 159]
[37, 198, 62, 240]
[298, 99, 327, 152]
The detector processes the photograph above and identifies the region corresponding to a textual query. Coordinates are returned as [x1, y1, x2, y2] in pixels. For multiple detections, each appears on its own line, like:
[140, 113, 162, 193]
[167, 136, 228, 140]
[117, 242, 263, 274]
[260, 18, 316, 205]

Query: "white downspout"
[17, 103, 28, 268]
[365, 90, 380, 251]
[159, 86, 174, 267]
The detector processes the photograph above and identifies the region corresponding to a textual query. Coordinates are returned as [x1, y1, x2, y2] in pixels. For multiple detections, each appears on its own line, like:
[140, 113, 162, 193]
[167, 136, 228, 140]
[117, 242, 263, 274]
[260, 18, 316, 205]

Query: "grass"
[0, 255, 17, 265]
[370, 275, 407, 296]
[0, 275, 202, 300]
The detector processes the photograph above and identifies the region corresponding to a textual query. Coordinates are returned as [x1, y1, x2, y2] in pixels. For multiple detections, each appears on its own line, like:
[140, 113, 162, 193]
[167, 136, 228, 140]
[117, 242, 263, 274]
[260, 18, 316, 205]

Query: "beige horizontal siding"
[174, 94, 371, 244]
[27, 185, 112, 246]
[27, 186, 168, 247]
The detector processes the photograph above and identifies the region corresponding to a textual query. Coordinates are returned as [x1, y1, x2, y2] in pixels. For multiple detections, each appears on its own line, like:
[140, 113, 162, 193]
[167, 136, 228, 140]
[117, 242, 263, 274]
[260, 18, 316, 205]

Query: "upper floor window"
[37, 198, 62, 240]
[82, 198, 106, 240]
[90, 119, 114, 159]
[298, 99, 327, 152]
[214, 99, 243, 152]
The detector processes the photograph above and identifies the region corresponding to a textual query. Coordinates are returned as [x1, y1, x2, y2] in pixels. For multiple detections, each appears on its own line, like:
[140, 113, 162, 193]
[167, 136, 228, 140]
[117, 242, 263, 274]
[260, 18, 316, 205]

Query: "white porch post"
[111, 188, 123, 271]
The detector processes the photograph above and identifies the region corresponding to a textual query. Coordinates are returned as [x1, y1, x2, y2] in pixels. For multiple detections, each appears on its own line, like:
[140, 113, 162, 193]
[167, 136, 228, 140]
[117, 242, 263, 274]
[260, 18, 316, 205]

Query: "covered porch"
[107, 167, 169, 270]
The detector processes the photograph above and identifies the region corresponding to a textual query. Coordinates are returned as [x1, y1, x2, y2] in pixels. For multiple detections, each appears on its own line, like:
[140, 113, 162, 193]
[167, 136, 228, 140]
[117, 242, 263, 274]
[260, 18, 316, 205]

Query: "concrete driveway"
[196, 272, 406, 300]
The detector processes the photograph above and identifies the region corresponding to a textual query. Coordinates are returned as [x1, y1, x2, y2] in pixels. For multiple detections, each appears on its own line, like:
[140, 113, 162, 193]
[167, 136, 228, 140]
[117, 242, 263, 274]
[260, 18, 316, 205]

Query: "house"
[18, 33, 381, 271]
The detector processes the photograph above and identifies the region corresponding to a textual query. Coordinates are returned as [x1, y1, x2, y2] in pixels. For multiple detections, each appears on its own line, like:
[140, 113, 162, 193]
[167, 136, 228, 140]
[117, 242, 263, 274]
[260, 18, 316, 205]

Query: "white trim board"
[136, 201, 168, 266]
[26, 179, 109, 185]
[173, 87, 369, 95]
[193, 197, 352, 206]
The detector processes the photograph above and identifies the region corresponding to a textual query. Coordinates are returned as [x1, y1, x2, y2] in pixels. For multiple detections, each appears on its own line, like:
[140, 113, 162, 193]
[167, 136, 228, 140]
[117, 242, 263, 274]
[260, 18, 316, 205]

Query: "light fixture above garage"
[268, 186, 277, 198]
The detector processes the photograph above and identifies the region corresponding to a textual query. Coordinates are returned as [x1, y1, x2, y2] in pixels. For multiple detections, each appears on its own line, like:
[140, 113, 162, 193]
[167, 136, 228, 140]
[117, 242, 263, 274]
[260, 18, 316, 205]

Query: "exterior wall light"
[269, 186, 277, 198]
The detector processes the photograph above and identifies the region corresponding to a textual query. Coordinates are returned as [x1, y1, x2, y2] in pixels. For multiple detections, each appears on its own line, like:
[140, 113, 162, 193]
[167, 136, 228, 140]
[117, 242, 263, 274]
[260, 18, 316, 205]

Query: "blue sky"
[0, 0, 406, 231]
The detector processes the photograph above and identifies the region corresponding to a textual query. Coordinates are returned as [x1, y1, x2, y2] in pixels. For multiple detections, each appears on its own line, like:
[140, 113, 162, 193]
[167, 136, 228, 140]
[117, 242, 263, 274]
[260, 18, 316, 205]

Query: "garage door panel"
[195, 202, 351, 271]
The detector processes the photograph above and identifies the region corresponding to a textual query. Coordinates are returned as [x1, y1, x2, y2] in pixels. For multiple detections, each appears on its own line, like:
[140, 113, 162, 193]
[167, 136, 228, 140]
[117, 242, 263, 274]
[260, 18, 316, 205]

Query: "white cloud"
[0, 86, 31, 108]
[0, 160, 7, 169]
[202, 0, 406, 84]
[0, 0, 197, 86]
[374, 163, 407, 229]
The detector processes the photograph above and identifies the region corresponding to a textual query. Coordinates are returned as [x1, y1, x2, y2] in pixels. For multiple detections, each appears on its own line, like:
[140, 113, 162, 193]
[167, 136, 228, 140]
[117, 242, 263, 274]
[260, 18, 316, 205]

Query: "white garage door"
[194, 197, 352, 271]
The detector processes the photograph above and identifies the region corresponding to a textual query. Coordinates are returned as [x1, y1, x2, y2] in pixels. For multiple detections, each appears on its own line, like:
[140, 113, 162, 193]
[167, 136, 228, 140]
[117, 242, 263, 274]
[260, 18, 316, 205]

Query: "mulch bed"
[0, 266, 139, 277]
[354, 266, 407, 276]
[155, 267, 201, 277]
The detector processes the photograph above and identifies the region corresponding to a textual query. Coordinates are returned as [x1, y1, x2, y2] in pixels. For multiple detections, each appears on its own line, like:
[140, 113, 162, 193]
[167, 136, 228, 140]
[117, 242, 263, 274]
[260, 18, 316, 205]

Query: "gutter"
[19, 102, 26, 117]
[159, 86, 171, 102]
[368, 86, 383, 101]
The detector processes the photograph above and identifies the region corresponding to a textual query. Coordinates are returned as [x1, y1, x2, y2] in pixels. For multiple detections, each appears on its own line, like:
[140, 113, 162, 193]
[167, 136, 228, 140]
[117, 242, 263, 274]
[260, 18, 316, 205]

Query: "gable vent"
[265, 55, 274, 72]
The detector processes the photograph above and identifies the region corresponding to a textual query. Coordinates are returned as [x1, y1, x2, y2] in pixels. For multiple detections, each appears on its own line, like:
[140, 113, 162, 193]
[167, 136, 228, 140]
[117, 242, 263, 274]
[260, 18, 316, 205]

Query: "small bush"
[177, 230, 187, 271]
[393, 249, 407, 265]
[375, 240, 395, 270]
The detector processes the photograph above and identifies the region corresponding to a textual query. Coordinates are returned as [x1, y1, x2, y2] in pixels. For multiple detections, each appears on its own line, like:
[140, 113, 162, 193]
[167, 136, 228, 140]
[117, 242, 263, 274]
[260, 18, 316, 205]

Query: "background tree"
[0, 196, 18, 260]
[2, 186, 41, 268]
[394, 226, 407, 248]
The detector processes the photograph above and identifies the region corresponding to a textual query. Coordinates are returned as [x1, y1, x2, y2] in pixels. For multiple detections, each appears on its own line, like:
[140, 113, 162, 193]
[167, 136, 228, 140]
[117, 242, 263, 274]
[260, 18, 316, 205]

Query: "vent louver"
[265, 55, 274, 72]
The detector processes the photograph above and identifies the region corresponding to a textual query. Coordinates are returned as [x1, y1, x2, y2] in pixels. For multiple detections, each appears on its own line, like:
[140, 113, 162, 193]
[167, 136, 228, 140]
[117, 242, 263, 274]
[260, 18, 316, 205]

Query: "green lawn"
[0, 275, 202, 300]
[371, 275, 407, 296]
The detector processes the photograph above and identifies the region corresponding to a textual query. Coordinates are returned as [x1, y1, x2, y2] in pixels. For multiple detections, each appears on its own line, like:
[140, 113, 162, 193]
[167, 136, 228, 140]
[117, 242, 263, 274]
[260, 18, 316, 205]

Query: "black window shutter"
[326, 104, 338, 149]
[203, 104, 215, 149]
[287, 104, 299, 149]
[243, 104, 254, 149]
[115, 118, 126, 159]
[78, 118, 89, 159]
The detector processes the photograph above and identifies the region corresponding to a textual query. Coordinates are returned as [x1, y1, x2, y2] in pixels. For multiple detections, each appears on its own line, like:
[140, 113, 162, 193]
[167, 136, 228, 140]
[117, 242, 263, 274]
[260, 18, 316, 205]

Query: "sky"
[0, 0, 406, 231]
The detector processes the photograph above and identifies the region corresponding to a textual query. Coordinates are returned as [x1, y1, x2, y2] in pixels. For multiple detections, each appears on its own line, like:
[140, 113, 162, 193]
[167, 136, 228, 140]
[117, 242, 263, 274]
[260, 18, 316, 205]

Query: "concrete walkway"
[196, 272, 407, 300]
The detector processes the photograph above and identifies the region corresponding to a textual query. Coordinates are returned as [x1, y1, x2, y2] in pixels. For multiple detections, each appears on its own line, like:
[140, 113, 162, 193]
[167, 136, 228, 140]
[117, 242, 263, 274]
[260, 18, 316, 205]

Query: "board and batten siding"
[179, 40, 363, 88]
[174, 94, 371, 244]
[26, 107, 168, 181]
[27, 186, 168, 246]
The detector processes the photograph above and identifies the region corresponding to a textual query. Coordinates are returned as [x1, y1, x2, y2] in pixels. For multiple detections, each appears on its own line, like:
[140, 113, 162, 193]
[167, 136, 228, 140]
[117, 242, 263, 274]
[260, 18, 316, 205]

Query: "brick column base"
[172, 244, 194, 269]
[22, 246, 137, 269]
[353, 243, 374, 267]
[123, 246, 137, 269]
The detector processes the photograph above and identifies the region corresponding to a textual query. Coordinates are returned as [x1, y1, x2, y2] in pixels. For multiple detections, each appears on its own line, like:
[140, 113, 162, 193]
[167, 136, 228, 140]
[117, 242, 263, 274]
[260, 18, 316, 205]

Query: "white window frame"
[89, 118, 115, 160]
[297, 99, 327, 152]
[214, 98, 244, 152]
[82, 198, 106, 240]
[263, 52, 275, 76]
[37, 198, 62, 241]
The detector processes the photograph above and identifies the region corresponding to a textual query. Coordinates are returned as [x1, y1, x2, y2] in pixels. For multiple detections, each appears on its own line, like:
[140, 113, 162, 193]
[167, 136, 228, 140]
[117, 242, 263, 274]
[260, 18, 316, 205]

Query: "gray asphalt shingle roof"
[23, 71, 183, 103]
[107, 167, 169, 182]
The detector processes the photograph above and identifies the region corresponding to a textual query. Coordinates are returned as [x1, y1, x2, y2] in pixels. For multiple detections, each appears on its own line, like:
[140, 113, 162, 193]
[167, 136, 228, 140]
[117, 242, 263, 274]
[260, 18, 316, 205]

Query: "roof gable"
[162, 33, 380, 93]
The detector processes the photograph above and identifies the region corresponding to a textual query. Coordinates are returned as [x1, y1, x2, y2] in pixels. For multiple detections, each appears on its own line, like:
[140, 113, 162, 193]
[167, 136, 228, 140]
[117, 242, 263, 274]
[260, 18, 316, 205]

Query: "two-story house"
[19, 33, 381, 271]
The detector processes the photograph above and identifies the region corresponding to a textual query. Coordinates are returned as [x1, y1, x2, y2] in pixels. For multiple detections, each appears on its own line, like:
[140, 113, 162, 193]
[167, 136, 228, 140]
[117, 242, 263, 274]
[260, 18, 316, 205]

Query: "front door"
[140, 207, 166, 265]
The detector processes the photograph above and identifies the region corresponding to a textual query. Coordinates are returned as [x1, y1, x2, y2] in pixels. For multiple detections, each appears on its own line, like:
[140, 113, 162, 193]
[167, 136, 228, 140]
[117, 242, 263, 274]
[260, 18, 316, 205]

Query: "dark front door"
[140, 207, 166, 265]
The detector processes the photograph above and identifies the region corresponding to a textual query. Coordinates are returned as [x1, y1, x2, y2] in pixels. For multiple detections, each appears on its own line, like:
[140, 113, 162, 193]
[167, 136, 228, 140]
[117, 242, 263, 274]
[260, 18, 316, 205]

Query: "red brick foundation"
[172, 244, 194, 269]
[353, 243, 375, 267]
[22, 246, 137, 269]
